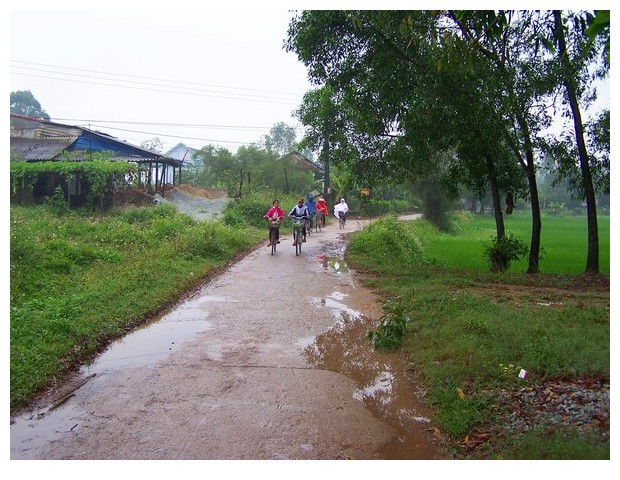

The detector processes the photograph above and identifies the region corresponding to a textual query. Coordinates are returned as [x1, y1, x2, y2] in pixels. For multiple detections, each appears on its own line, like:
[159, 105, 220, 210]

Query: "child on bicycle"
[288, 197, 309, 243]
[264, 199, 285, 246]
[303, 193, 317, 231]
[316, 196, 328, 227]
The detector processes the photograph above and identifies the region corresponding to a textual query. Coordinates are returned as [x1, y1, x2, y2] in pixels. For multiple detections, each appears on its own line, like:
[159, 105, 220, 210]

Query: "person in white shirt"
[333, 198, 349, 225]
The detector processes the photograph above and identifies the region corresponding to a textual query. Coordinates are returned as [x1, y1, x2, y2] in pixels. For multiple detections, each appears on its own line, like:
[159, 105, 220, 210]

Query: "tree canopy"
[285, 10, 609, 273]
[10, 90, 50, 121]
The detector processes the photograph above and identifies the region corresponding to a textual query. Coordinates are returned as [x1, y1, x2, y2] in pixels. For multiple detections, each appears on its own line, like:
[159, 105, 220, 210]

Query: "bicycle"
[305, 216, 313, 238]
[316, 212, 324, 233]
[267, 218, 281, 255]
[291, 217, 305, 256]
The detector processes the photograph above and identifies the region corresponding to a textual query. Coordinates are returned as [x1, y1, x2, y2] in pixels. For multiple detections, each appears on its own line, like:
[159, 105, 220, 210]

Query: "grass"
[346, 212, 610, 459]
[420, 211, 610, 274]
[10, 203, 265, 411]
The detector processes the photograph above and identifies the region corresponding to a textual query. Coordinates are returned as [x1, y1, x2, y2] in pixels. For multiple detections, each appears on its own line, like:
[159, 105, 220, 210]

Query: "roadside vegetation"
[9, 202, 267, 411]
[10, 195, 610, 459]
[347, 212, 610, 459]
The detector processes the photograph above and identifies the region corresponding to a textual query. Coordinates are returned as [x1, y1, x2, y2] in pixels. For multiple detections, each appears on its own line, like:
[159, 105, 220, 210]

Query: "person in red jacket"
[264, 199, 285, 246]
[315, 196, 328, 228]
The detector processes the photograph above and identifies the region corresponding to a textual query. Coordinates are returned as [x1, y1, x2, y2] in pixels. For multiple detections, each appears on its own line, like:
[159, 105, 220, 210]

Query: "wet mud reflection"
[304, 309, 447, 459]
[318, 255, 349, 274]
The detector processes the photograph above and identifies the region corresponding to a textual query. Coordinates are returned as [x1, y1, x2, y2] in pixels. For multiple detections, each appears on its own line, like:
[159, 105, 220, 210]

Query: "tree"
[263, 122, 297, 157]
[10, 90, 50, 120]
[544, 10, 608, 273]
[287, 11, 533, 244]
[140, 137, 163, 154]
[287, 10, 605, 273]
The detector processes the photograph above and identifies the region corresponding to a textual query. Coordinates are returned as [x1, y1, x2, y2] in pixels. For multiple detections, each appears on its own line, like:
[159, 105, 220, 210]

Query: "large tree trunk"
[553, 10, 599, 273]
[321, 141, 332, 207]
[525, 163, 542, 274]
[485, 155, 505, 239]
[486, 155, 508, 272]
[514, 112, 542, 274]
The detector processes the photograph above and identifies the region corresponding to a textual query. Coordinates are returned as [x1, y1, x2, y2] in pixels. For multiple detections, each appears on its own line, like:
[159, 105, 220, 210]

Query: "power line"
[51, 118, 279, 130]
[11, 60, 305, 100]
[12, 60, 305, 97]
[83, 124, 263, 145]
[11, 72, 300, 105]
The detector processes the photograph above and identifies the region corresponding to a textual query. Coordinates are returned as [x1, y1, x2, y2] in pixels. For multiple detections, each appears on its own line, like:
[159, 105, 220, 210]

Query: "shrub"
[348, 214, 424, 265]
[482, 232, 529, 272]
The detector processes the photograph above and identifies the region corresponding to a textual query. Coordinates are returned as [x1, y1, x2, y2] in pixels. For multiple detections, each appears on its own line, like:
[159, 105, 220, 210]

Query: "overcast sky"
[7, 2, 612, 158]
[9, 5, 317, 154]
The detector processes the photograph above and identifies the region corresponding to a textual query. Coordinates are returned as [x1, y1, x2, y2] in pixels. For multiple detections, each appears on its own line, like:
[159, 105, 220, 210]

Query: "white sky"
[7, 2, 612, 156]
[8, 5, 318, 154]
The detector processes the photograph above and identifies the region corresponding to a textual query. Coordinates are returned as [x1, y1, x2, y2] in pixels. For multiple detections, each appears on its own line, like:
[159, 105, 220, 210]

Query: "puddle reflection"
[318, 255, 349, 274]
[304, 308, 443, 458]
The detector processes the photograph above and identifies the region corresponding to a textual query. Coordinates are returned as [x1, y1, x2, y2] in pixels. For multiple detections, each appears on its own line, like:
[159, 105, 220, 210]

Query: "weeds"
[367, 300, 410, 350]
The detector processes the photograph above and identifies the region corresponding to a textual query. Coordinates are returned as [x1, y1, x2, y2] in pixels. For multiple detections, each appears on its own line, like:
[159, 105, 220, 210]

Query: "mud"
[10, 214, 449, 460]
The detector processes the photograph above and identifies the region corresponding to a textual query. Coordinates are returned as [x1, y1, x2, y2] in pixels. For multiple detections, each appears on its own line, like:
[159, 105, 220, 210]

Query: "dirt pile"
[175, 184, 227, 199]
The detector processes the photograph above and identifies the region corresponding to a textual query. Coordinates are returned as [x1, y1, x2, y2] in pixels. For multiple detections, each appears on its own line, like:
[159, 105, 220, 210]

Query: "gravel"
[496, 377, 610, 442]
[156, 188, 231, 222]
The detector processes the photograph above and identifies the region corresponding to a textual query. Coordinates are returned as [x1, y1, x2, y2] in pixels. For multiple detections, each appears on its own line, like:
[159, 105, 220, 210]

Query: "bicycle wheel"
[270, 228, 277, 255]
[295, 228, 302, 256]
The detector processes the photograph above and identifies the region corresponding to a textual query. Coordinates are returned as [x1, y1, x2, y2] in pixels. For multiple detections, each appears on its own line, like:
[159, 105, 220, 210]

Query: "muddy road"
[11, 214, 449, 460]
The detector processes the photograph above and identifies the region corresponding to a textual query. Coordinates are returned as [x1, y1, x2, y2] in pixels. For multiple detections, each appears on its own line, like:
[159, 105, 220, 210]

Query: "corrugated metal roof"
[9, 115, 183, 167]
[10, 136, 78, 161]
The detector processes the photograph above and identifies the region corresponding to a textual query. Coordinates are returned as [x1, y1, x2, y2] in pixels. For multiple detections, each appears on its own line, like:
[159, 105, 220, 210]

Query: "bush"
[482, 232, 529, 272]
[348, 214, 424, 265]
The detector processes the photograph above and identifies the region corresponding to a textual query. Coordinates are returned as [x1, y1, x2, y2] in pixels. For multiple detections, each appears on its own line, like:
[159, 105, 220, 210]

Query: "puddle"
[82, 295, 217, 375]
[318, 254, 349, 274]
[309, 291, 362, 325]
[304, 308, 446, 459]
[10, 295, 219, 459]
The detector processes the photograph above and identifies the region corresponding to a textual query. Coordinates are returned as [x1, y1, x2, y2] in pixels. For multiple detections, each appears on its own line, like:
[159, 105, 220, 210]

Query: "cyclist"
[288, 197, 309, 243]
[264, 199, 285, 246]
[304, 193, 317, 231]
[316, 196, 328, 228]
[334, 197, 349, 225]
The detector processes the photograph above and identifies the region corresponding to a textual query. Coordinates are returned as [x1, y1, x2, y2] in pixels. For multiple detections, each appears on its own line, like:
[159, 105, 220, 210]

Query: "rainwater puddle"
[10, 294, 222, 459]
[304, 306, 446, 459]
[82, 295, 218, 375]
[318, 254, 349, 274]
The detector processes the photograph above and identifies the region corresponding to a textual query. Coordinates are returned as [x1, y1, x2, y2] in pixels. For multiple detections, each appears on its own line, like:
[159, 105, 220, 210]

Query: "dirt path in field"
[10, 213, 450, 460]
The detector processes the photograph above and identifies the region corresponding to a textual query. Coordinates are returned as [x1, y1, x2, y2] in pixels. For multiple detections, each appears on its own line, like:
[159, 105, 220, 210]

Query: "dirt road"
[10, 214, 449, 460]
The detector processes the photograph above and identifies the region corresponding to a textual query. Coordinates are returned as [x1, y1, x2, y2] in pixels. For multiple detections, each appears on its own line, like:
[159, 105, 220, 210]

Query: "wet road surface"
[10, 214, 449, 460]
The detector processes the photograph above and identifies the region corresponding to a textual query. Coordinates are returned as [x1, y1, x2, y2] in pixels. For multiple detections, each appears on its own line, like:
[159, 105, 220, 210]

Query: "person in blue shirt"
[303, 193, 317, 232]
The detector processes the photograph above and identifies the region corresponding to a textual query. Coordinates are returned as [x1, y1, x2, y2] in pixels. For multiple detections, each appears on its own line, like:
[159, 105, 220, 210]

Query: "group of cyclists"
[263, 194, 349, 247]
